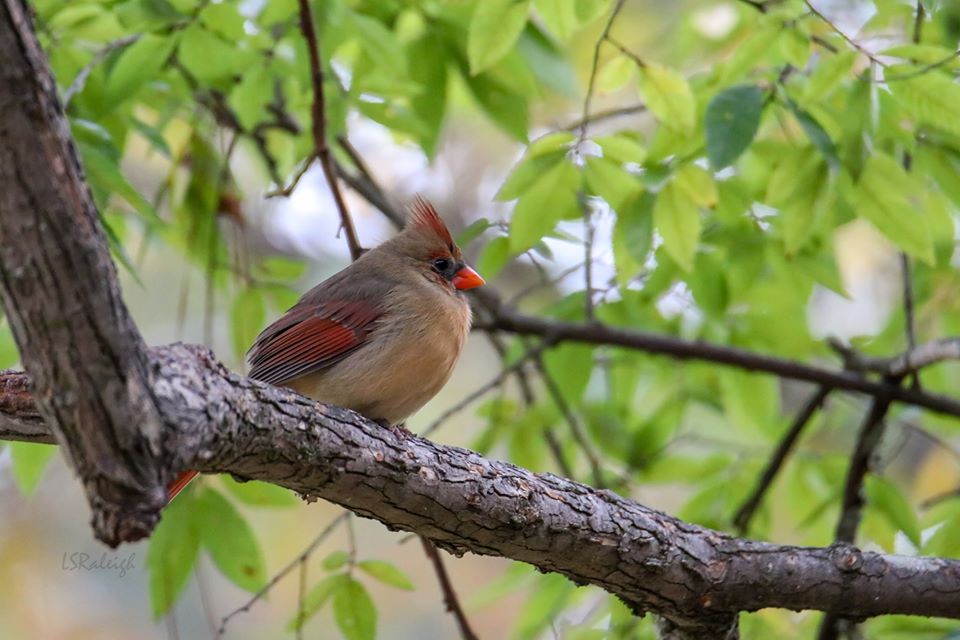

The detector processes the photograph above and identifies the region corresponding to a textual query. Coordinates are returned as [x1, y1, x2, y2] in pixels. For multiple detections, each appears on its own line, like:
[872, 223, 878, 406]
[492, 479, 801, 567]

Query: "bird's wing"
[247, 298, 384, 386]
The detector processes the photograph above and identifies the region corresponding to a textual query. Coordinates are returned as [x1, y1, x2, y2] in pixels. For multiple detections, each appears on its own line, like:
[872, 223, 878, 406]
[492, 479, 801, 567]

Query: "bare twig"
[562, 104, 647, 132]
[816, 374, 904, 640]
[829, 337, 960, 379]
[804, 0, 888, 67]
[297, 0, 363, 261]
[533, 353, 606, 488]
[576, 0, 628, 150]
[733, 386, 831, 534]
[420, 537, 479, 640]
[265, 154, 316, 198]
[218, 512, 349, 637]
[421, 342, 550, 437]
[295, 557, 307, 640]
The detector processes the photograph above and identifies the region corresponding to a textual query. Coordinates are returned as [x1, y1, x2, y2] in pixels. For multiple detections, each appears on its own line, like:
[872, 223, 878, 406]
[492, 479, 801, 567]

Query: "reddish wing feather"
[248, 300, 381, 386]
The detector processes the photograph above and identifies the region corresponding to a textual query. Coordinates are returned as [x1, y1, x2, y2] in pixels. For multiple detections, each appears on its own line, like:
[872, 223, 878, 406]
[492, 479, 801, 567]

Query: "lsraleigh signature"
[61, 551, 136, 578]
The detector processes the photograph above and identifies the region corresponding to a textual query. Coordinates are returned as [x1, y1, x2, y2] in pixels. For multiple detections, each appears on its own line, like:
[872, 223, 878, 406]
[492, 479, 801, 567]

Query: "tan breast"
[286, 285, 471, 425]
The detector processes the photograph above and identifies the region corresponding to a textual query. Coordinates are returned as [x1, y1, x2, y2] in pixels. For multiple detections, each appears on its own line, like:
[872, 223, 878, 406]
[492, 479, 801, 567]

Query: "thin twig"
[421, 342, 551, 437]
[265, 154, 316, 198]
[900, 0, 923, 391]
[533, 354, 606, 488]
[218, 512, 349, 637]
[576, 0, 628, 150]
[295, 556, 307, 640]
[480, 329, 575, 478]
[804, 0, 888, 67]
[733, 386, 830, 534]
[420, 537, 479, 640]
[828, 337, 960, 379]
[562, 104, 647, 132]
[297, 0, 363, 261]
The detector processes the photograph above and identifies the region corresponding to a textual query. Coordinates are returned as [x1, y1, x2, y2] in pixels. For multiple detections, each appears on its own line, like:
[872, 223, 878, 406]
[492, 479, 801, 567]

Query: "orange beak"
[452, 265, 485, 291]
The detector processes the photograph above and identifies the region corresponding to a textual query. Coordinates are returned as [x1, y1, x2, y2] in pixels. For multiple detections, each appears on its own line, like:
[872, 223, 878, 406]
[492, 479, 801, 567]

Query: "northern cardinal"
[167, 198, 485, 500]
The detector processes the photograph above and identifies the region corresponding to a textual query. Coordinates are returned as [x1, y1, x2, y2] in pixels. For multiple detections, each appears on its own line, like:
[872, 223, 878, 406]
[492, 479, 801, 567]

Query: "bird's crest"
[407, 196, 454, 249]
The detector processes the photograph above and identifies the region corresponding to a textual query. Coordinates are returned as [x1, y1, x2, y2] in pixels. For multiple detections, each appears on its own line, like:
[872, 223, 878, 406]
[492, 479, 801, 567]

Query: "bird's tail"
[167, 470, 198, 501]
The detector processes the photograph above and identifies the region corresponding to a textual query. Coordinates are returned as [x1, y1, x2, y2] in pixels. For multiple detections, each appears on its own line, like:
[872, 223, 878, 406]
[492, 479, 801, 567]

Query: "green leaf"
[456, 218, 492, 247]
[534, 0, 577, 41]
[357, 560, 415, 591]
[853, 154, 934, 263]
[888, 68, 960, 138]
[778, 28, 809, 69]
[584, 156, 640, 210]
[497, 149, 568, 201]
[408, 34, 449, 157]
[287, 574, 346, 631]
[148, 492, 200, 617]
[596, 55, 635, 93]
[673, 164, 717, 209]
[349, 12, 407, 76]
[720, 370, 780, 436]
[613, 192, 653, 285]
[77, 142, 162, 227]
[333, 576, 377, 640]
[865, 476, 921, 548]
[468, 0, 530, 74]
[654, 178, 701, 272]
[787, 103, 839, 168]
[228, 63, 273, 131]
[705, 85, 764, 169]
[230, 288, 266, 360]
[9, 442, 57, 495]
[509, 158, 579, 253]
[924, 508, 960, 558]
[638, 63, 695, 133]
[222, 476, 299, 507]
[196, 488, 267, 592]
[477, 235, 512, 279]
[322, 550, 351, 571]
[259, 0, 297, 26]
[464, 72, 529, 141]
[199, 2, 246, 40]
[178, 24, 244, 83]
[106, 34, 176, 103]
[801, 50, 857, 105]
[596, 134, 646, 165]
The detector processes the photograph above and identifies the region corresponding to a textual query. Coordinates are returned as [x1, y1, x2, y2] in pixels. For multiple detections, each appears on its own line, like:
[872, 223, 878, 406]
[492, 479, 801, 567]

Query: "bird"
[167, 197, 485, 500]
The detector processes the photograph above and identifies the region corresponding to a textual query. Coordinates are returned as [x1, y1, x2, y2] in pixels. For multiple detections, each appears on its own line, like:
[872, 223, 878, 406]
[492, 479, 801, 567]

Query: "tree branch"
[2, 347, 960, 636]
[480, 295, 960, 418]
[0, 0, 169, 545]
[297, 0, 363, 261]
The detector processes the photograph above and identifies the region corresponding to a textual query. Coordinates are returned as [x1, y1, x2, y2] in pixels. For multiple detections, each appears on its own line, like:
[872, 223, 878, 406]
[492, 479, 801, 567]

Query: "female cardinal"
[167, 198, 485, 500]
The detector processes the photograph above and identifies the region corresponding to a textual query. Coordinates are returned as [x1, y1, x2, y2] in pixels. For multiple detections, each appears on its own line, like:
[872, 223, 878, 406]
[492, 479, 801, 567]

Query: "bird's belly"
[286, 323, 464, 425]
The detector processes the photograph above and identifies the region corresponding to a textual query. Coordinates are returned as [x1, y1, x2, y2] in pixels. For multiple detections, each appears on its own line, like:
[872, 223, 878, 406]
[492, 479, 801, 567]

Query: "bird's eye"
[432, 258, 451, 273]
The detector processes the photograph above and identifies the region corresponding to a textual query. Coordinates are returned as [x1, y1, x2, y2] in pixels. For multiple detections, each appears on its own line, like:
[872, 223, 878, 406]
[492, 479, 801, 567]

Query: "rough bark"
[0, 0, 168, 544]
[2, 349, 960, 635]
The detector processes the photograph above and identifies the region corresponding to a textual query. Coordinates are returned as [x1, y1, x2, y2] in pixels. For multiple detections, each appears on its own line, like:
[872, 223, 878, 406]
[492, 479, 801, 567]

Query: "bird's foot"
[375, 418, 411, 439]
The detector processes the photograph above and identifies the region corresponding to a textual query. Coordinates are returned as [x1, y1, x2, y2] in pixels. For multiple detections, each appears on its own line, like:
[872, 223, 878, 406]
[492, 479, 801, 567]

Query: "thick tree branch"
[2, 348, 960, 635]
[0, 0, 169, 545]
